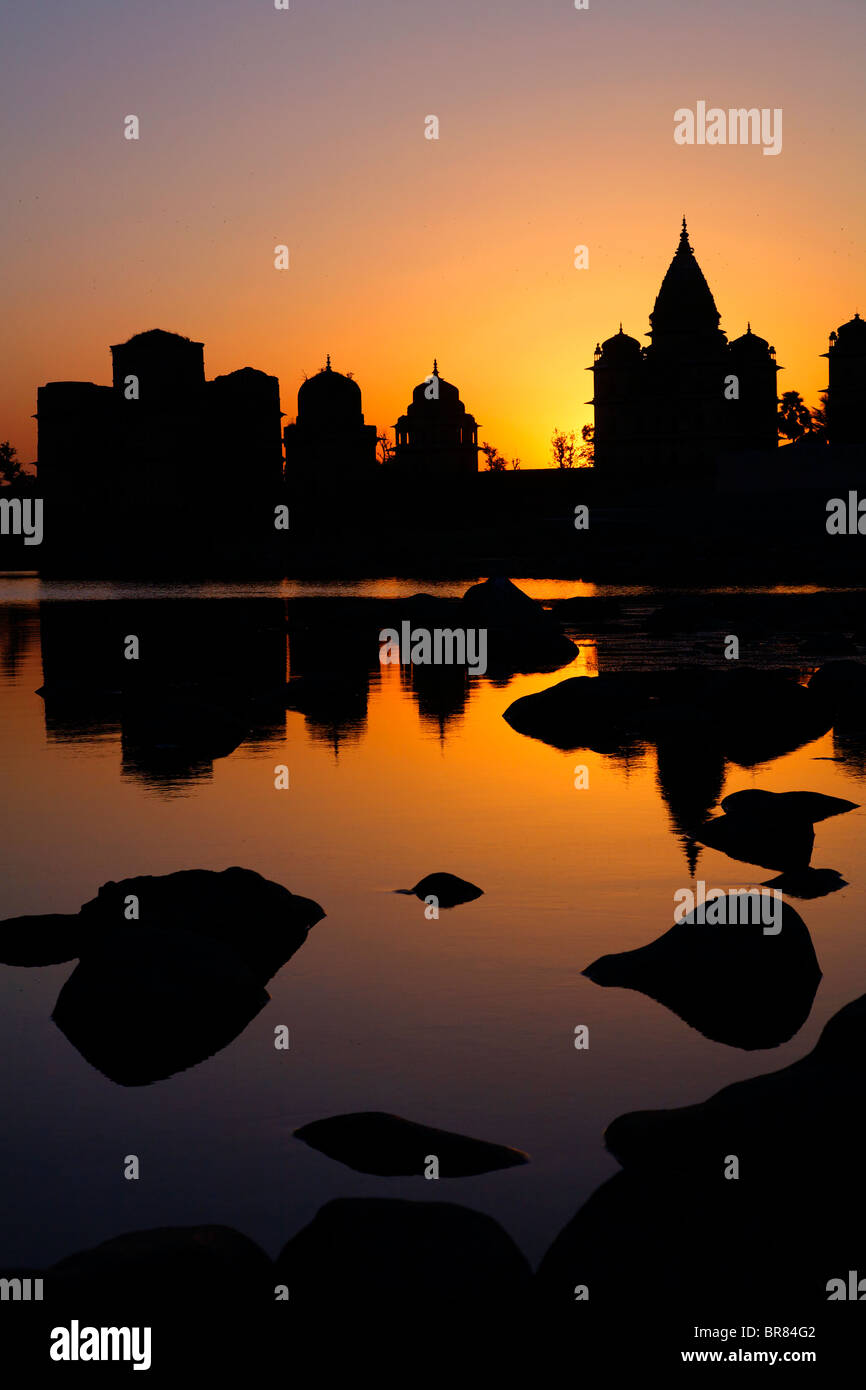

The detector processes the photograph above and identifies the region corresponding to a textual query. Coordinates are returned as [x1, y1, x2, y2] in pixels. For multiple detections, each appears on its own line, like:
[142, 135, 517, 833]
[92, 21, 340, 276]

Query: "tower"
[393, 361, 479, 478]
[589, 220, 779, 483]
[823, 313, 866, 449]
[283, 356, 378, 480]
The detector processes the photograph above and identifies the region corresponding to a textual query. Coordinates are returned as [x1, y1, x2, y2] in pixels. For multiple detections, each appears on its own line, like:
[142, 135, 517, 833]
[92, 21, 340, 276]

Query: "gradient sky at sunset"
[1, 0, 864, 467]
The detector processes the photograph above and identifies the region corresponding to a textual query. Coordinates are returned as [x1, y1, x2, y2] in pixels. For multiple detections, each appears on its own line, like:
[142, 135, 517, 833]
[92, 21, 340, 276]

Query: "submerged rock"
[583, 900, 821, 1049]
[293, 1111, 529, 1176]
[396, 872, 484, 908]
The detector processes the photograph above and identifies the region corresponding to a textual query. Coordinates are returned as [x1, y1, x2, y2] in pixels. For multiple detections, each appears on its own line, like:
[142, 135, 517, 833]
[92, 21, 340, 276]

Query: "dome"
[297, 357, 363, 427]
[833, 313, 866, 352]
[728, 325, 773, 358]
[598, 326, 642, 361]
[410, 361, 464, 412]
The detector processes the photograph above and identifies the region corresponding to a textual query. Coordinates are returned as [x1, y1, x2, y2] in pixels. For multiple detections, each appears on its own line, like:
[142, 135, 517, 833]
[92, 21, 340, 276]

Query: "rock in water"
[396, 872, 484, 908]
[275, 1198, 531, 1310]
[460, 577, 577, 672]
[762, 867, 848, 899]
[603, 991, 866, 1179]
[52, 927, 269, 1085]
[583, 900, 821, 1049]
[1, 868, 325, 1084]
[696, 810, 814, 871]
[0, 914, 83, 966]
[720, 788, 858, 822]
[293, 1111, 529, 1176]
[78, 866, 325, 984]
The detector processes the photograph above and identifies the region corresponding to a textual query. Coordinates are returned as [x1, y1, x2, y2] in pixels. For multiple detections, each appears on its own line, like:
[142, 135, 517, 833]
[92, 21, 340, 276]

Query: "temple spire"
[326, 354, 331, 371]
[432, 357, 439, 375]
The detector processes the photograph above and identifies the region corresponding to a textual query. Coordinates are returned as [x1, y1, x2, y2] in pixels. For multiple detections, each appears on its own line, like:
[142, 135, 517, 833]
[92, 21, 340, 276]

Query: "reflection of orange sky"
[2, 2, 863, 465]
[6, 605, 866, 1269]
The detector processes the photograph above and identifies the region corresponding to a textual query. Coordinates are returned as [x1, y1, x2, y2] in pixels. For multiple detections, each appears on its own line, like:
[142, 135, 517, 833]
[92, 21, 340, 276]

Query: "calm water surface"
[1, 589, 864, 1269]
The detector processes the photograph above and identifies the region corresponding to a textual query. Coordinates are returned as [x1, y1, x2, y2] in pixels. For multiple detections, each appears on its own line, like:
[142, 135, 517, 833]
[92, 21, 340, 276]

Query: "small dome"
[833, 313, 866, 351]
[410, 360, 462, 411]
[598, 327, 642, 361]
[297, 357, 363, 426]
[729, 325, 773, 358]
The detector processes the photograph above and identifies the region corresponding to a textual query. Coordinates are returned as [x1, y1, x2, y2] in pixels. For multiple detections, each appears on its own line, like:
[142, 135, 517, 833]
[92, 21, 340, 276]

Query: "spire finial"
[747, 321, 751, 333]
[326, 354, 331, 371]
[619, 322, 623, 334]
[433, 357, 438, 375]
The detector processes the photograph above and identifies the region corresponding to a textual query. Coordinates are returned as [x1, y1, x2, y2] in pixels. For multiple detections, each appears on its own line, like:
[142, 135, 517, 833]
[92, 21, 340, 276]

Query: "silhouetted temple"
[823, 313, 866, 450]
[36, 329, 284, 572]
[393, 362, 479, 477]
[589, 220, 779, 482]
[283, 357, 377, 479]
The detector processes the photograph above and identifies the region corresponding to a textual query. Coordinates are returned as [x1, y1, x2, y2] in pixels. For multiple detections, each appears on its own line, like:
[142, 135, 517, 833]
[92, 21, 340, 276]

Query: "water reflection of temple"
[37, 599, 287, 791]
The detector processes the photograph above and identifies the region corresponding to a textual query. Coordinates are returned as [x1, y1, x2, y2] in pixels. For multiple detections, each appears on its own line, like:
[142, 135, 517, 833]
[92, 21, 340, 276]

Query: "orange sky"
[1, 0, 863, 467]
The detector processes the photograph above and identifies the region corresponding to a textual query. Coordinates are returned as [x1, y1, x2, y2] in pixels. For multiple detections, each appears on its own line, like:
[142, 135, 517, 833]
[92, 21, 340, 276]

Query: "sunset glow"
[2, 0, 863, 467]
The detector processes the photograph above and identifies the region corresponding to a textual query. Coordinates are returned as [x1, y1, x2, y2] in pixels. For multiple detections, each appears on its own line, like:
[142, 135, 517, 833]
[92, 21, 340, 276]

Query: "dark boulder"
[604, 991, 866, 1180]
[275, 1198, 531, 1310]
[460, 577, 577, 673]
[77, 867, 324, 984]
[720, 788, 858, 823]
[0, 913, 83, 966]
[583, 900, 820, 1049]
[396, 872, 484, 908]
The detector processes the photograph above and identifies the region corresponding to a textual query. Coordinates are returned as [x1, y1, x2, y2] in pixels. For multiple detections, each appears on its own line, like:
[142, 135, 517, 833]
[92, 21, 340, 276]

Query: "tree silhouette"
[551, 428, 576, 468]
[778, 391, 813, 444]
[577, 423, 595, 467]
[480, 441, 508, 472]
[810, 392, 829, 444]
[0, 441, 23, 485]
[376, 431, 394, 465]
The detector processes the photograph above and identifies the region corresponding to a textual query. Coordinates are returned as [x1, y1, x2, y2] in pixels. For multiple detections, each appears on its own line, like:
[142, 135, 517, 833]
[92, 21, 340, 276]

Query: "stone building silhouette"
[823, 312, 866, 450]
[36, 329, 283, 571]
[283, 356, 378, 479]
[589, 220, 779, 482]
[393, 361, 479, 477]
